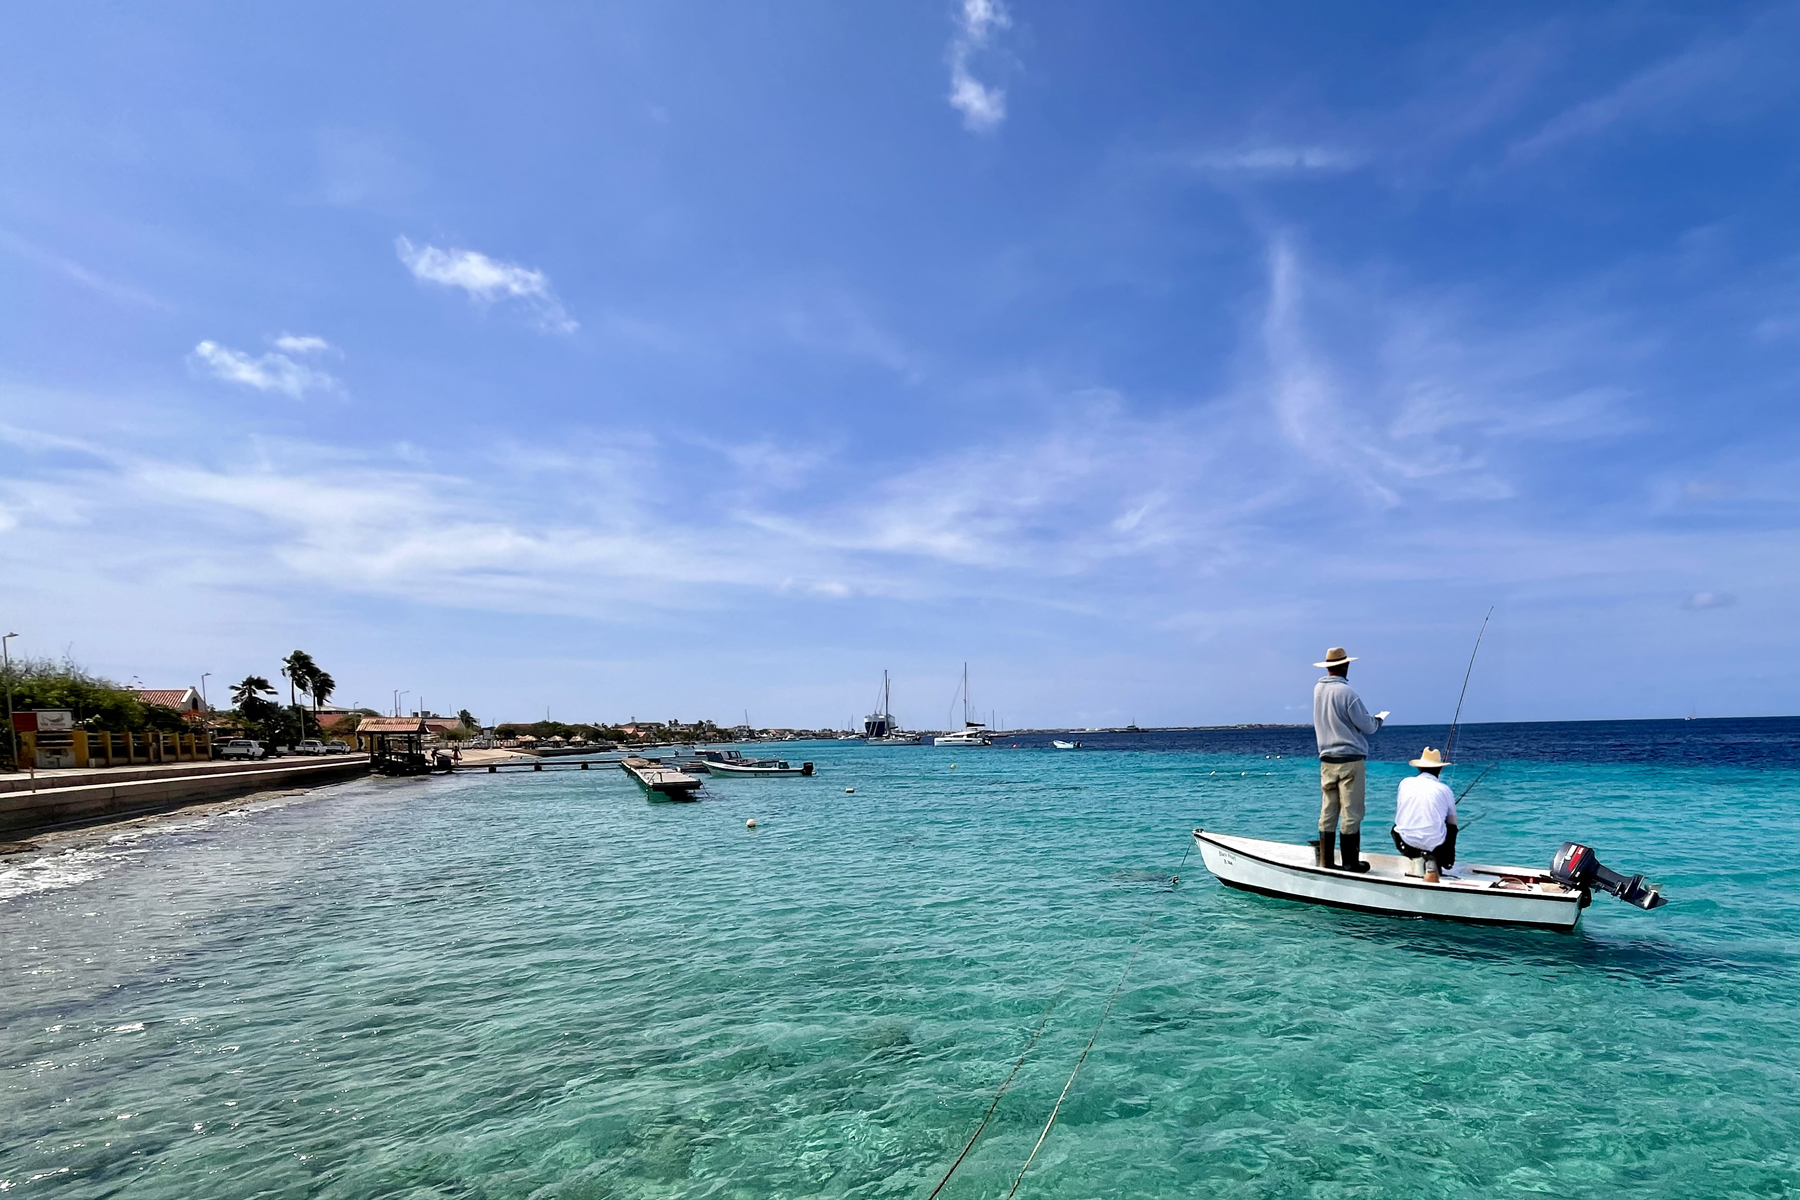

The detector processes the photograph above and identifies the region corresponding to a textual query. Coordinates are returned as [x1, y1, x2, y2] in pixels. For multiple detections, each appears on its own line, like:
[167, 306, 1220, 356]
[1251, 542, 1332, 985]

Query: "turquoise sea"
[3, 719, 1798, 1199]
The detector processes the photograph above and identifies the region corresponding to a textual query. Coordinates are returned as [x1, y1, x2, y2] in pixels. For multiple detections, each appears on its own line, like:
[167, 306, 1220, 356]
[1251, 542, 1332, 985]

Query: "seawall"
[0, 757, 372, 837]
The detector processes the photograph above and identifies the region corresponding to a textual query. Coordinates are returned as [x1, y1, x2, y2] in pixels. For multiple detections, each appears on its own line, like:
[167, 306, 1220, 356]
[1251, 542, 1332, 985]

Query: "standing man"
[1312, 647, 1388, 872]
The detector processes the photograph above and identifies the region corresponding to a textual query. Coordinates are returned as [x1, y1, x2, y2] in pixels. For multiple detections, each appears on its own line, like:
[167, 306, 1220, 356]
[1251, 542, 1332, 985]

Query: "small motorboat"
[1193, 829, 1665, 932]
[695, 750, 814, 777]
[621, 757, 703, 800]
[1051, 739, 1081, 750]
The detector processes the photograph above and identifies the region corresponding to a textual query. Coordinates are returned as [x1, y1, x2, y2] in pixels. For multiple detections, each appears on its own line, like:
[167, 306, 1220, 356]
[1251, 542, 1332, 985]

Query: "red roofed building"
[137, 687, 205, 715]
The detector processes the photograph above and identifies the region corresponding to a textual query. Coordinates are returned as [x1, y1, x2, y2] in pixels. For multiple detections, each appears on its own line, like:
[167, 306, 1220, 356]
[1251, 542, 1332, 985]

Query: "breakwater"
[0, 757, 371, 837]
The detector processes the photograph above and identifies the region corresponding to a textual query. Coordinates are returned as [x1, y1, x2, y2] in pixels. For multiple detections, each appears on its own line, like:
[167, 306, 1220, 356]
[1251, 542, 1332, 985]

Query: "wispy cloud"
[0, 229, 167, 310]
[1682, 590, 1736, 610]
[189, 338, 338, 399]
[395, 237, 577, 334]
[947, 0, 1011, 133]
[1188, 146, 1364, 175]
[1504, 10, 1798, 165]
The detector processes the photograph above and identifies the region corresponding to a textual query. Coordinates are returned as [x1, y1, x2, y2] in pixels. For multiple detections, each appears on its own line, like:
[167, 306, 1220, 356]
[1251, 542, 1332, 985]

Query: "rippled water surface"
[3, 721, 1798, 1198]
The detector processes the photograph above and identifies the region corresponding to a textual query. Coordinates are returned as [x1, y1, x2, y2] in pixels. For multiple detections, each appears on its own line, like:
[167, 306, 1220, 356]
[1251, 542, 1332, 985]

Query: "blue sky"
[3, 1, 1797, 729]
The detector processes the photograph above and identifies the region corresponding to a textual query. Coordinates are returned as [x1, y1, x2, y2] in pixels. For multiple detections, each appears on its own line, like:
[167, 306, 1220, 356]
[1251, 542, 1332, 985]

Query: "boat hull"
[1194, 830, 1583, 931]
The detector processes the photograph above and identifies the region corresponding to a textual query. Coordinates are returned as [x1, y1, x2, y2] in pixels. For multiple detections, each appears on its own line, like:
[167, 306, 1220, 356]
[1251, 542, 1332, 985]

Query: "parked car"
[295, 740, 328, 755]
[219, 739, 267, 760]
[324, 741, 352, 754]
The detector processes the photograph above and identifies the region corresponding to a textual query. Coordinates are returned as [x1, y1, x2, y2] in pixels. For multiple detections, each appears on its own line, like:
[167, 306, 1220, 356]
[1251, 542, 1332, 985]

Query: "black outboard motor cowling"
[1551, 842, 1668, 910]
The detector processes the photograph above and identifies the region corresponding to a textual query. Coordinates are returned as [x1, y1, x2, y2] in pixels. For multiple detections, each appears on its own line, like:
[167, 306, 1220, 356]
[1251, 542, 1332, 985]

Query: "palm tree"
[311, 671, 336, 734]
[281, 651, 319, 734]
[230, 676, 276, 707]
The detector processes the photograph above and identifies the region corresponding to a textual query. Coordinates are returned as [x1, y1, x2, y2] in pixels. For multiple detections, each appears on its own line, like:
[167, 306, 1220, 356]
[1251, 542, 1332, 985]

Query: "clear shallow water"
[3, 722, 1798, 1199]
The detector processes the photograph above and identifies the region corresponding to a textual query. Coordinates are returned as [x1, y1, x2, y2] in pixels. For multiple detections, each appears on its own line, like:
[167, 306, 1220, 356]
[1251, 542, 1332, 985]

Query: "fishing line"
[1443, 606, 1494, 767]
[926, 839, 1186, 1198]
[1006, 931, 1151, 1199]
[924, 987, 1068, 1200]
[1456, 761, 1498, 804]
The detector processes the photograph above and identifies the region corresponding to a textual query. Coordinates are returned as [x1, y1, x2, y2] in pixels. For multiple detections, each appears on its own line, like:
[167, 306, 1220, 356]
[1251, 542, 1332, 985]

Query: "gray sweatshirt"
[1313, 675, 1383, 759]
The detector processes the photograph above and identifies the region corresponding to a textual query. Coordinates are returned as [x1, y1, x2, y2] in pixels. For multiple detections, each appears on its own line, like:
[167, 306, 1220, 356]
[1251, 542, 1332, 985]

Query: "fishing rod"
[1443, 606, 1493, 767]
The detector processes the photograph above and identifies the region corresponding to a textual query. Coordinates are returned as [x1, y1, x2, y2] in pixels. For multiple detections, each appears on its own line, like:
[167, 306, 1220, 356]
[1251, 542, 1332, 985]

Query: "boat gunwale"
[1193, 829, 1580, 909]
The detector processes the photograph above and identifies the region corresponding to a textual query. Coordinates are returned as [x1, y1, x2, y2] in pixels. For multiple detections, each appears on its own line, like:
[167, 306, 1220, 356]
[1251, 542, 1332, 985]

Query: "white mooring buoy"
[746, 818, 757, 829]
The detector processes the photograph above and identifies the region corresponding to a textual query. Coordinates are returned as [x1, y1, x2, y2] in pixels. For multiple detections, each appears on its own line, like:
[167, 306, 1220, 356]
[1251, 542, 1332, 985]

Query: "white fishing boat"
[1051, 739, 1081, 750]
[1192, 829, 1666, 932]
[620, 756, 703, 799]
[698, 749, 814, 777]
[932, 662, 992, 747]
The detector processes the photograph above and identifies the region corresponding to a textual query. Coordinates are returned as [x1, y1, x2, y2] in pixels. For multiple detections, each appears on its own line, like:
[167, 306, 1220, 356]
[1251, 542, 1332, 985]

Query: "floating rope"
[924, 989, 1067, 1200]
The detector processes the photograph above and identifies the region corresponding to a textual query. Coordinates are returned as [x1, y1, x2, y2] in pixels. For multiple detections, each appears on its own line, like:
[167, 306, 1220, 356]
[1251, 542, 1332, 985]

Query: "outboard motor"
[1550, 842, 1668, 910]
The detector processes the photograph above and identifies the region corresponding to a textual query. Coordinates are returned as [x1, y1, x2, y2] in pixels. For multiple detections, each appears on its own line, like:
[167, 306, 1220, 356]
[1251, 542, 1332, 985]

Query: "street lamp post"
[200, 672, 211, 723]
[2, 633, 17, 774]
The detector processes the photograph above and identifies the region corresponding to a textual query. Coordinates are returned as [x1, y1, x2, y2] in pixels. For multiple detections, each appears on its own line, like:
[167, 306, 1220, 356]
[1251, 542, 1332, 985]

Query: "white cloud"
[947, 0, 1011, 133]
[273, 334, 334, 355]
[396, 237, 577, 333]
[189, 341, 337, 399]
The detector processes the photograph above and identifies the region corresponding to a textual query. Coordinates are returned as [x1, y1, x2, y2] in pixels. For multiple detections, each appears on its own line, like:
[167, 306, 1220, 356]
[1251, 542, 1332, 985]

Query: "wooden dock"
[620, 757, 704, 800]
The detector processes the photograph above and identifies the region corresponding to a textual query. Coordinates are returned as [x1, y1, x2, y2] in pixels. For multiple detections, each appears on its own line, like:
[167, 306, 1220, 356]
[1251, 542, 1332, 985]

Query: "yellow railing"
[17, 730, 215, 769]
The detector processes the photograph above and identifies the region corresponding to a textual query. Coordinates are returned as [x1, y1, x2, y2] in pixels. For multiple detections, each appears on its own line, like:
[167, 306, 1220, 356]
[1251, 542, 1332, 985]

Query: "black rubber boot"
[1317, 830, 1337, 869]
[1339, 831, 1371, 873]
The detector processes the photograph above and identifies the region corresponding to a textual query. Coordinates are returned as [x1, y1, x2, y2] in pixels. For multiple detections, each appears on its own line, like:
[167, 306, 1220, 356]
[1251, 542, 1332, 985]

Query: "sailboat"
[933, 663, 992, 747]
[864, 671, 914, 743]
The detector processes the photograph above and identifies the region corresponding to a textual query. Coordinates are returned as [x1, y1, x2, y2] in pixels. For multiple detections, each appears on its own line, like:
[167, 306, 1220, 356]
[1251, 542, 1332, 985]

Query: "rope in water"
[923, 988, 1067, 1200]
[1005, 931, 1151, 1198]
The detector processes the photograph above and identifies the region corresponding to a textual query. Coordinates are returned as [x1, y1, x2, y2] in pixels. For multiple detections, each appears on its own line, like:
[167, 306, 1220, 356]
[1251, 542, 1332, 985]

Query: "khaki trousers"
[1319, 759, 1366, 835]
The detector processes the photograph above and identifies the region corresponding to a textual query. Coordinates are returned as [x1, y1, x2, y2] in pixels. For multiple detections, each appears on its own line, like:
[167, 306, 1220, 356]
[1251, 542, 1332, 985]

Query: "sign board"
[10, 712, 35, 733]
[34, 709, 74, 732]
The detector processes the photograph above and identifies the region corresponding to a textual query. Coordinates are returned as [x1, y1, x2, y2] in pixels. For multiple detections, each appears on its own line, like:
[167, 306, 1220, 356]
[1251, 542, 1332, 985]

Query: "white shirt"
[1393, 772, 1457, 852]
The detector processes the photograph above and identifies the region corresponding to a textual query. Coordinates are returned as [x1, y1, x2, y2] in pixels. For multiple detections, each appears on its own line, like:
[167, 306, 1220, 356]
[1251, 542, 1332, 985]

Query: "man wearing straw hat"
[1392, 747, 1458, 880]
[1312, 647, 1388, 872]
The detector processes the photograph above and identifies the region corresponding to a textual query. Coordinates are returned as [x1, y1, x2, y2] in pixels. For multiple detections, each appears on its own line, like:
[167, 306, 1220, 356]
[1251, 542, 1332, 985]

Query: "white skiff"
[1193, 829, 1586, 931]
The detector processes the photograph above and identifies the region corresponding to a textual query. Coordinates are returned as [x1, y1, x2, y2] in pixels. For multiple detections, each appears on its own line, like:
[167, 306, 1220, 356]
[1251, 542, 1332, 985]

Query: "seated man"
[1392, 747, 1458, 872]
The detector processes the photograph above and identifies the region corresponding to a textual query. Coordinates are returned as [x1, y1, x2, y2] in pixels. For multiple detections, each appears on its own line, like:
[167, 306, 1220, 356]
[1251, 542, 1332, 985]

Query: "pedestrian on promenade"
[1312, 646, 1388, 872]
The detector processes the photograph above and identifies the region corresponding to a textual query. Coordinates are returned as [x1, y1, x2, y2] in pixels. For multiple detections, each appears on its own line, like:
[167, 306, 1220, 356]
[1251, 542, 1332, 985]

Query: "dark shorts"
[1391, 824, 1457, 869]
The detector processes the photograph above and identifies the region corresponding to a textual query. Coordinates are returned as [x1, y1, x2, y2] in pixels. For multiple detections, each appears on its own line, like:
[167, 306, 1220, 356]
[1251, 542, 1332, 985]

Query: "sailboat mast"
[963, 662, 969, 727]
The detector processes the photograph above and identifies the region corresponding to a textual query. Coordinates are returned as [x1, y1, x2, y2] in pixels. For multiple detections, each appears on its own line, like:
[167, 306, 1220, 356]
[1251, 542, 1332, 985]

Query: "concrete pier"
[0, 757, 372, 837]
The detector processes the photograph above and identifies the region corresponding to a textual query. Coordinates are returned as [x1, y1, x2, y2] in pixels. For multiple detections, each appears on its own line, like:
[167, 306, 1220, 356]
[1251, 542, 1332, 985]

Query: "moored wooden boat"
[1193, 829, 1586, 931]
[621, 757, 703, 799]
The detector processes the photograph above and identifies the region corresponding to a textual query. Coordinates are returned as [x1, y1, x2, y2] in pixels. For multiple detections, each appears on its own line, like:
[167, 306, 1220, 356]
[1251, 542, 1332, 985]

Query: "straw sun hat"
[1313, 647, 1357, 668]
[1409, 747, 1451, 770]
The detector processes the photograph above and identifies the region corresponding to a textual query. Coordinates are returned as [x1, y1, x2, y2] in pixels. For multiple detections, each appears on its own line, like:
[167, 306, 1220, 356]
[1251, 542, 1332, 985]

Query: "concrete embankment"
[0, 757, 372, 837]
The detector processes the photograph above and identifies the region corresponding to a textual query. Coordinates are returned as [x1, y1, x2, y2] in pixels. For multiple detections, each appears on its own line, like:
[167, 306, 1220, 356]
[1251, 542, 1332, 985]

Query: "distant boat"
[933, 662, 992, 747]
[1051, 739, 1081, 750]
[864, 670, 914, 743]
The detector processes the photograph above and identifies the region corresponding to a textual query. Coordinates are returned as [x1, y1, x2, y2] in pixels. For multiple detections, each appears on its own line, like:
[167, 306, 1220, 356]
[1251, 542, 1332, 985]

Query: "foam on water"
[1, 725, 1797, 1198]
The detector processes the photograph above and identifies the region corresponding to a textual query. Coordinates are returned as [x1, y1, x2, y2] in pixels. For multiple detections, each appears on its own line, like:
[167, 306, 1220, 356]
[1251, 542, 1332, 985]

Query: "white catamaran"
[933, 663, 992, 747]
